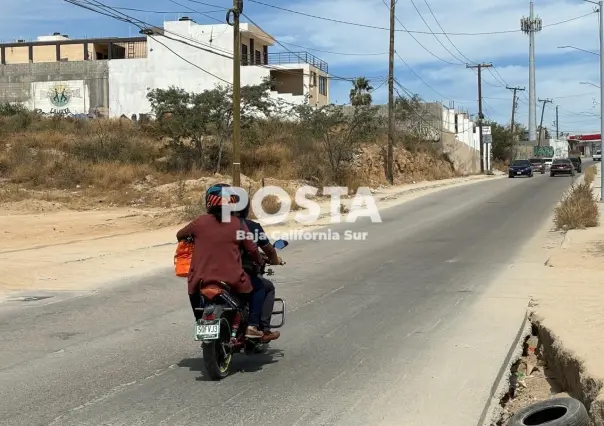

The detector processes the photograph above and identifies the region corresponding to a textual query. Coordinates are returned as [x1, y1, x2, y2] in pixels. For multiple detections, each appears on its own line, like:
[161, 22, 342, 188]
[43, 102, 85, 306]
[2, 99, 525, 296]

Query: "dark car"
[508, 159, 533, 178]
[550, 158, 575, 177]
[529, 158, 546, 174]
[569, 157, 582, 173]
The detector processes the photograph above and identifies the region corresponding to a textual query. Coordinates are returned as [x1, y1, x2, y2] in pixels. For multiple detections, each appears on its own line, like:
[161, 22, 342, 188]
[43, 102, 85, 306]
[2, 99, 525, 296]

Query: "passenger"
[176, 183, 265, 338]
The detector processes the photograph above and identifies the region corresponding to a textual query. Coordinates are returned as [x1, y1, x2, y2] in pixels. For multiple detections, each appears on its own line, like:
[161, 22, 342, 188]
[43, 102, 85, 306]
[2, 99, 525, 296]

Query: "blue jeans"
[247, 275, 265, 328]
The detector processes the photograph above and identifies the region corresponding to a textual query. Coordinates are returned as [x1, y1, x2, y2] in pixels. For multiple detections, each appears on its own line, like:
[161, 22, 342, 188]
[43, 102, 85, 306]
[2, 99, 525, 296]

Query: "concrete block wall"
[0, 61, 109, 112]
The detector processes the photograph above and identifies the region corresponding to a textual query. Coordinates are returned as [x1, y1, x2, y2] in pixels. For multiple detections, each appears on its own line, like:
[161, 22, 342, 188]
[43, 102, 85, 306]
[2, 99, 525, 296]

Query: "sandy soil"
[493, 163, 604, 424]
[0, 174, 500, 301]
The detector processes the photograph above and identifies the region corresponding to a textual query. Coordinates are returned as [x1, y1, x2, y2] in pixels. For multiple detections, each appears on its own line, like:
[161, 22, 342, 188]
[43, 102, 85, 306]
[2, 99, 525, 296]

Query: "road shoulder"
[493, 163, 604, 424]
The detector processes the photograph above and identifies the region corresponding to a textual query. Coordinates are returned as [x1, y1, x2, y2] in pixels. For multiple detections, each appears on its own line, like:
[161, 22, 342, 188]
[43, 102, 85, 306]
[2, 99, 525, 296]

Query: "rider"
[176, 183, 265, 339]
[234, 194, 283, 343]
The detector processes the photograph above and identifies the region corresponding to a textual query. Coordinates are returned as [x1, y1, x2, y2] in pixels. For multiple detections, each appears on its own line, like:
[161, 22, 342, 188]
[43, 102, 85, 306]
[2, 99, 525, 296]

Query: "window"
[310, 71, 317, 87]
[318, 76, 327, 96]
[241, 44, 248, 65]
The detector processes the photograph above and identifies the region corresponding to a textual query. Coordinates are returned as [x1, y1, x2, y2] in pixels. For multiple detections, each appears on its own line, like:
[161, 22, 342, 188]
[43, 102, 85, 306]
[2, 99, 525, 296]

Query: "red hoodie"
[176, 215, 262, 295]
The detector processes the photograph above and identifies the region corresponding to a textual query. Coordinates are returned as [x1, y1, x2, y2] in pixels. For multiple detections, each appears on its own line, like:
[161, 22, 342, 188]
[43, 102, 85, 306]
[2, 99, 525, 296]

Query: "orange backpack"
[174, 240, 194, 277]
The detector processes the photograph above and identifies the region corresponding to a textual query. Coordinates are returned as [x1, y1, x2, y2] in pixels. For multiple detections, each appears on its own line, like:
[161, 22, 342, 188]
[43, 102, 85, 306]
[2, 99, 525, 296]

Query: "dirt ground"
[494, 164, 604, 425]
[496, 335, 569, 425]
[0, 174, 500, 300]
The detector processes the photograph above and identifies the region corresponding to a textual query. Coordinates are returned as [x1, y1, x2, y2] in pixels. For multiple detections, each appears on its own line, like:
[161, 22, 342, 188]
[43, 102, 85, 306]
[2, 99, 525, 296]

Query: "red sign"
[568, 134, 601, 141]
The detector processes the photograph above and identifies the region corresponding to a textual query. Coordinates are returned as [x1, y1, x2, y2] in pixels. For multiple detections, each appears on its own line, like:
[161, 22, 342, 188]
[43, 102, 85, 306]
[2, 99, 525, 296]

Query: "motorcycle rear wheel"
[202, 317, 232, 380]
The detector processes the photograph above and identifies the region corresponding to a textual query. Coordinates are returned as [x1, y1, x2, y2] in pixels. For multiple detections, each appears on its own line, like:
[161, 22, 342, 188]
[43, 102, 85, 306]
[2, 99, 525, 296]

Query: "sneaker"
[261, 330, 280, 343]
[245, 326, 264, 339]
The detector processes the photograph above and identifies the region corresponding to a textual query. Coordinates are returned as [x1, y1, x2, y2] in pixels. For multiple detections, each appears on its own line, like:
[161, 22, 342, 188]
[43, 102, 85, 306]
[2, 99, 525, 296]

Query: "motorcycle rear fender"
[201, 303, 223, 320]
[199, 284, 239, 310]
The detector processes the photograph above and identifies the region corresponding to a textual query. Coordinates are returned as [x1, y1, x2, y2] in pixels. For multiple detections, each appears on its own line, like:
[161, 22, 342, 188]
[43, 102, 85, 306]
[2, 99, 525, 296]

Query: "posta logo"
[219, 186, 382, 225]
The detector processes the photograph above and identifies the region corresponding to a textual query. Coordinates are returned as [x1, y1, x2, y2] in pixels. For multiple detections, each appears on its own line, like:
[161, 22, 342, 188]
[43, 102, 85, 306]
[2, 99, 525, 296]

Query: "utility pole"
[467, 63, 492, 173]
[387, 0, 395, 184]
[521, 1, 542, 144]
[600, 0, 603, 201]
[506, 86, 525, 133]
[555, 105, 559, 138]
[587, 0, 604, 201]
[227, 0, 243, 186]
[537, 98, 553, 145]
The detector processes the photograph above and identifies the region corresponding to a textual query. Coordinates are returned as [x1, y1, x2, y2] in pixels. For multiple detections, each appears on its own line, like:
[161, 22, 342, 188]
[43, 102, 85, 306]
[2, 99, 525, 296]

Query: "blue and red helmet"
[205, 183, 237, 211]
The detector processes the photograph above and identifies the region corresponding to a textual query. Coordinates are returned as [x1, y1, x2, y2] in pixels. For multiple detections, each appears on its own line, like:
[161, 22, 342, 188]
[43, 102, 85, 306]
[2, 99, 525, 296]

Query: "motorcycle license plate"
[194, 320, 220, 340]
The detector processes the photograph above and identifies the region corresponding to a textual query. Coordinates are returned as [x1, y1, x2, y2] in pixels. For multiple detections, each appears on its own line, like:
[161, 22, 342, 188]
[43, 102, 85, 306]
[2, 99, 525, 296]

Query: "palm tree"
[349, 77, 373, 106]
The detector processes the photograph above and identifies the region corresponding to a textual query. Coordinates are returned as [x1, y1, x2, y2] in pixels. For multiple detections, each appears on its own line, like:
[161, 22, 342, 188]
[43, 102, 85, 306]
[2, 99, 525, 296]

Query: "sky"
[1, 0, 602, 134]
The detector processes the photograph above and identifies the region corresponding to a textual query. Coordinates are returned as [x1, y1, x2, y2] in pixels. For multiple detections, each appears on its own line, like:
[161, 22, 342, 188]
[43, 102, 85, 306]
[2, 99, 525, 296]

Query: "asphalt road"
[0, 169, 586, 426]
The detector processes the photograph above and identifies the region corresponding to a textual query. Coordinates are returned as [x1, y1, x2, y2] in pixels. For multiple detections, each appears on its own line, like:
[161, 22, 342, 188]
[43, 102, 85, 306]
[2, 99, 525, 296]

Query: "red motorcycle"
[193, 239, 288, 380]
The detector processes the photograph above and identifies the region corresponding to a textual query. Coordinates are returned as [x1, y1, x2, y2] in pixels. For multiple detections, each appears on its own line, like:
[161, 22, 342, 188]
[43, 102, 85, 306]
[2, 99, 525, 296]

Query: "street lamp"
[582, 0, 604, 201]
[580, 81, 601, 88]
[557, 45, 599, 55]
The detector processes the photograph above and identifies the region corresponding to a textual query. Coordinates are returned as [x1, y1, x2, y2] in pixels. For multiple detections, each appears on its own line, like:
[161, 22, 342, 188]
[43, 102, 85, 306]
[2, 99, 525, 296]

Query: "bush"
[553, 181, 599, 230]
[0, 79, 472, 208]
[585, 165, 597, 185]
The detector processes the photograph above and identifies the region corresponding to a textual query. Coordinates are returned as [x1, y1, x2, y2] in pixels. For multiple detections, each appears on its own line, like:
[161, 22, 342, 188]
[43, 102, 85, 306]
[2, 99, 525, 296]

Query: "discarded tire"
[508, 397, 588, 426]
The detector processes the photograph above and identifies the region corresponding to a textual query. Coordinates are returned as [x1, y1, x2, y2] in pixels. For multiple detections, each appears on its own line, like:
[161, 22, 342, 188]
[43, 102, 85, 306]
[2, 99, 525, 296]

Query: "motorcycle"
[193, 239, 288, 380]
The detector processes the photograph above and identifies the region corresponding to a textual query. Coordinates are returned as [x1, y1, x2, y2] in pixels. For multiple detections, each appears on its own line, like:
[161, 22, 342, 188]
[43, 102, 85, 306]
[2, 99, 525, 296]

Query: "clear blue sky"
[2, 0, 602, 133]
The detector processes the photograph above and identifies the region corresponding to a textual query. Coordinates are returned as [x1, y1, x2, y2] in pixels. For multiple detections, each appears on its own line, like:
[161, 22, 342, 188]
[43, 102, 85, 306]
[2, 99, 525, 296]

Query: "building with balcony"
[0, 18, 330, 117]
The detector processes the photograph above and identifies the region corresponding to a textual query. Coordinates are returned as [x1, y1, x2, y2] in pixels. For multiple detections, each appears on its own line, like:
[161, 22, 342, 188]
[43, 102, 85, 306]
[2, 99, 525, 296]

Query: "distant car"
[550, 158, 575, 177]
[594, 150, 602, 161]
[569, 157, 582, 173]
[508, 159, 533, 178]
[529, 158, 546, 174]
[543, 158, 553, 168]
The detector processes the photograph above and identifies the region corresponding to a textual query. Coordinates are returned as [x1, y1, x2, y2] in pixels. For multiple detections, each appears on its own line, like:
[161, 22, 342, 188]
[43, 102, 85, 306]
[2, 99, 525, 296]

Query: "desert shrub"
[585, 165, 597, 185]
[553, 181, 599, 230]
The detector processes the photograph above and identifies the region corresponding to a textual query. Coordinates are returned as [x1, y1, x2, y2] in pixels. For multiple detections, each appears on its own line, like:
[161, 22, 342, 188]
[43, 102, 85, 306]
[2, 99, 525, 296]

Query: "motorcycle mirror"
[273, 239, 288, 250]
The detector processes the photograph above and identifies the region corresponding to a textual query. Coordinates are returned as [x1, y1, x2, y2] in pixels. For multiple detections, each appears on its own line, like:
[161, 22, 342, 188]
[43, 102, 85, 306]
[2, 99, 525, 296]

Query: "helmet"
[205, 183, 236, 215]
[232, 190, 251, 219]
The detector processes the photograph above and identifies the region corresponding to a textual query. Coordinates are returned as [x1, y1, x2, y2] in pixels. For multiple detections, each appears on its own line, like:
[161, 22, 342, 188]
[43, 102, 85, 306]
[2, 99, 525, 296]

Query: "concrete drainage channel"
[489, 314, 602, 425]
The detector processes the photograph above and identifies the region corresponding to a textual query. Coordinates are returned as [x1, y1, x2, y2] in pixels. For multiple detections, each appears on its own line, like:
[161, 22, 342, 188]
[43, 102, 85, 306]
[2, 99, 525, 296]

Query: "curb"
[478, 307, 532, 426]
[375, 174, 503, 203]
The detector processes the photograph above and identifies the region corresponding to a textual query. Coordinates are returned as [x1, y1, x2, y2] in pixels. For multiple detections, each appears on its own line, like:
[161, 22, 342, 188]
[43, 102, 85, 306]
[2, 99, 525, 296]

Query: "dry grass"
[553, 181, 599, 230]
[0, 112, 463, 210]
[585, 165, 597, 185]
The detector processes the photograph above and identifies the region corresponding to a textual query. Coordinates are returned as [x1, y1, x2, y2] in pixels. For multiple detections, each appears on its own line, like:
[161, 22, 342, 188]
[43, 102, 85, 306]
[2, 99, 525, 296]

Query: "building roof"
[0, 36, 146, 48]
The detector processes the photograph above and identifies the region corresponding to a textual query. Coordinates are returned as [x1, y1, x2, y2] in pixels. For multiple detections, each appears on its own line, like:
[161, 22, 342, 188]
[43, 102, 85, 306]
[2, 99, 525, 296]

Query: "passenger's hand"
[278, 257, 285, 265]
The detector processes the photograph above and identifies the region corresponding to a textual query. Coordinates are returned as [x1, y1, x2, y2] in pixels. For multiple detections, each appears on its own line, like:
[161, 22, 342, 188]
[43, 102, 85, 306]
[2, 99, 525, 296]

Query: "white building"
[109, 18, 330, 118]
[0, 18, 330, 118]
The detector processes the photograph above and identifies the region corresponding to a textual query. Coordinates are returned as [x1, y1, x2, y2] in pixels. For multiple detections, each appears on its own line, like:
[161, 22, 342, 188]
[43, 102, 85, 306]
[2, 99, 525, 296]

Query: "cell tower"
[521, 1, 542, 142]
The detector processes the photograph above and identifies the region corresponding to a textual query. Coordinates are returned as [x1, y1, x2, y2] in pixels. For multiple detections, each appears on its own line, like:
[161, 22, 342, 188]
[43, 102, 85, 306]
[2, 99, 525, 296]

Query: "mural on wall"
[29, 80, 88, 115]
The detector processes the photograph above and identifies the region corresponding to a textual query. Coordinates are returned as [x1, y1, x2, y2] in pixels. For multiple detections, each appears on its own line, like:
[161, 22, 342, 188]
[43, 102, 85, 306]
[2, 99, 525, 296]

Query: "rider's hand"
[278, 256, 285, 265]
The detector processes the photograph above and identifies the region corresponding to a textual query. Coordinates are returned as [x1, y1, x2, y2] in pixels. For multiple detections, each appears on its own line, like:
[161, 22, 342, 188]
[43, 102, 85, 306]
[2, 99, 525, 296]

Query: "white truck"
[594, 150, 602, 161]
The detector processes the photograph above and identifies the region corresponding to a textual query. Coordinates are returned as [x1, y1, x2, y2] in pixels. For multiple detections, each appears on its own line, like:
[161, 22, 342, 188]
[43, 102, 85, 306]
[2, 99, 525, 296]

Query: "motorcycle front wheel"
[202, 317, 232, 380]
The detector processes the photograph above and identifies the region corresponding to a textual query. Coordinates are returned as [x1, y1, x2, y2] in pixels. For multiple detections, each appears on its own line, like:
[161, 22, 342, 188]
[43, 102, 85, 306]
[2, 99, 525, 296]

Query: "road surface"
[0, 171, 583, 425]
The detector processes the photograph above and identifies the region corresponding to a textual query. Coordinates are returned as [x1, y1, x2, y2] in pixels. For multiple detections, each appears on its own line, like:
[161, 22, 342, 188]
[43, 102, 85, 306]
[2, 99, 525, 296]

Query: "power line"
[278, 41, 388, 56]
[379, 0, 460, 66]
[553, 92, 599, 99]
[246, 1, 596, 36]
[168, 0, 223, 23]
[240, 11, 360, 82]
[392, 81, 474, 133]
[66, 0, 374, 85]
[420, 0, 475, 64]
[394, 50, 460, 104]
[407, 0, 466, 64]
[65, 0, 231, 84]
[148, 34, 231, 83]
[108, 5, 223, 14]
